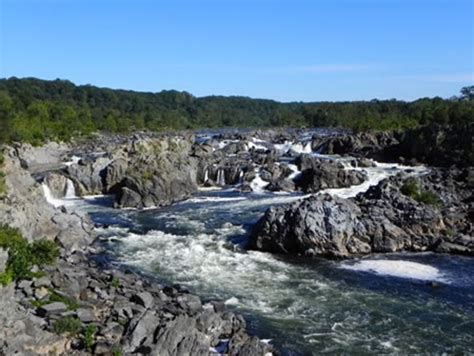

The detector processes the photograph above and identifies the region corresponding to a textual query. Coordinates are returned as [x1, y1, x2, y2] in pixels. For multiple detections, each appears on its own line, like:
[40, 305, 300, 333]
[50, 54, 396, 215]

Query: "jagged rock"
[295, 156, 366, 193]
[77, 308, 96, 323]
[249, 194, 367, 257]
[151, 314, 210, 356]
[36, 302, 68, 317]
[249, 173, 471, 257]
[266, 179, 295, 192]
[131, 292, 155, 309]
[67, 156, 111, 195]
[123, 311, 160, 352]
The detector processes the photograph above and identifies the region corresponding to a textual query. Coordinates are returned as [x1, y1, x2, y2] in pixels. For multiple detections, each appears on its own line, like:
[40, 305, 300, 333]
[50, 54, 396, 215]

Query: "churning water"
[45, 134, 474, 355]
[79, 188, 474, 355]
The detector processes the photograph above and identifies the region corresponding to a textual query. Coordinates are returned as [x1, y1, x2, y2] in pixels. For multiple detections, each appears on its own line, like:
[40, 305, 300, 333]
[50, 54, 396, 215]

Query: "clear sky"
[0, 0, 472, 102]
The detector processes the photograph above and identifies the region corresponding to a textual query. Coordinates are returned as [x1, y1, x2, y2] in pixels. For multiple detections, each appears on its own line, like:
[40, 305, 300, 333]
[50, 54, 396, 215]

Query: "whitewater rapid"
[41, 135, 473, 355]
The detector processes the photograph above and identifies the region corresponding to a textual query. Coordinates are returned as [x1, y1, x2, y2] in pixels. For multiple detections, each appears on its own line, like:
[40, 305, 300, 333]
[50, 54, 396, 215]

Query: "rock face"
[0, 147, 93, 249]
[249, 171, 473, 257]
[249, 194, 368, 257]
[295, 155, 367, 193]
[114, 136, 199, 208]
[315, 124, 474, 167]
[67, 156, 111, 196]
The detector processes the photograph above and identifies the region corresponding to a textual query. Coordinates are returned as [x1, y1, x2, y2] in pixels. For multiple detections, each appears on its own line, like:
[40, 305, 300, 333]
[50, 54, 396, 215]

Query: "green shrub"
[30, 239, 60, 266]
[0, 270, 13, 285]
[0, 225, 60, 285]
[53, 316, 82, 336]
[400, 179, 442, 207]
[416, 191, 442, 207]
[400, 178, 419, 198]
[142, 170, 154, 181]
[84, 324, 97, 351]
[111, 277, 120, 288]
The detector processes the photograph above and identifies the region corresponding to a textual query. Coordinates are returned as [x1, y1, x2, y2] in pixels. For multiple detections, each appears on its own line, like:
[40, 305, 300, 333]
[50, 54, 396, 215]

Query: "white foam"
[183, 196, 246, 203]
[247, 141, 268, 151]
[290, 142, 312, 154]
[319, 157, 429, 199]
[64, 155, 81, 166]
[287, 164, 301, 180]
[274, 141, 293, 154]
[250, 172, 269, 193]
[341, 260, 447, 282]
[217, 139, 239, 149]
[42, 183, 78, 208]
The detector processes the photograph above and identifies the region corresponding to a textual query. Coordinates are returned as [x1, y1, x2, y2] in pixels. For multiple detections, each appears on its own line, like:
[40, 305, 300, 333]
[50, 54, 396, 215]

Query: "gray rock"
[131, 291, 154, 309]
[123, 311, 160, 352]
[36, 302, 68, 317]
[0, 248, 8, 273]
[33, 277, 52, 288]
[77, 308, 96, 323]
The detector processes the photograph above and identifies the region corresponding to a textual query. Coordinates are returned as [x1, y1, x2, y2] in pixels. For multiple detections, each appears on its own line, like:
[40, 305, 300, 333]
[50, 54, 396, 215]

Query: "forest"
[0, 77, 472, 144]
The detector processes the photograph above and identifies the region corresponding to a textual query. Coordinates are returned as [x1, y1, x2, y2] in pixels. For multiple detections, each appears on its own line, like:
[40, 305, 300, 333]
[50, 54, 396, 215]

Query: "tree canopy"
[0, 77, 472, 144]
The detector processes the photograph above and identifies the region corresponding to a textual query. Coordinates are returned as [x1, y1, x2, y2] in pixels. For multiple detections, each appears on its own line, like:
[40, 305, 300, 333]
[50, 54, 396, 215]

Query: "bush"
[53, 316, 82, 336]
[416, 191, 442, 207]
[400, 179, 442, 207]
[84, 324, 97, 351]
[0, 225, 60, 285]
[400, 178, 419, 198]
[30, 239, 60, 266]
[111, 277, 120, 288]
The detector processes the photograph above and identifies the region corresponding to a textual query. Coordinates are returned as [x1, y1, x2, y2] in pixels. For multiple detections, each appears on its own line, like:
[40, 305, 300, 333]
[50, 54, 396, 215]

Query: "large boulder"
[67, 156, 111, 195]
[248, 194, 369, 258]
[249, 174, 471, 257]
[114, 136, 199, 208]
[295, 156, 367, 193]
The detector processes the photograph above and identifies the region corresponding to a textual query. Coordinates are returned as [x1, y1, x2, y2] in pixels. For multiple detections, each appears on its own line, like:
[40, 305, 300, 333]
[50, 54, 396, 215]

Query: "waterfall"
[64, 178, 77, 199]
[204, 169, 209, 183]
[238, 170, 244, 184]
[217, 169, 226, 186]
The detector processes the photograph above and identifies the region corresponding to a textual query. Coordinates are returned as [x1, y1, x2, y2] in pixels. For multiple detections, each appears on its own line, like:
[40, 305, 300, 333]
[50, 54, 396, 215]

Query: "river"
[43, 131, 474, 355]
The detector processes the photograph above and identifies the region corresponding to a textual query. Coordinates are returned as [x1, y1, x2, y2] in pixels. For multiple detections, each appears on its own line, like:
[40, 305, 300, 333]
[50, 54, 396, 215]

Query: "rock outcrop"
[249, 170, 473, 257]
[315, 124, 474, 167]
[295, 155, 367, 193]
[0, 143, 273, 355]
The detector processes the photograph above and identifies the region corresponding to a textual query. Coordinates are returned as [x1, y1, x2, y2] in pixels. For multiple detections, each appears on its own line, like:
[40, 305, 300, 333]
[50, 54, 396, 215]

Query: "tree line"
[0, 77, 472, 144]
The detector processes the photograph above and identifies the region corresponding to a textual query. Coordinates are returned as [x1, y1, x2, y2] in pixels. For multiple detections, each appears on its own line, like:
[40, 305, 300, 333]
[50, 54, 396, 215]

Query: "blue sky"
[0, 0, 472, 101]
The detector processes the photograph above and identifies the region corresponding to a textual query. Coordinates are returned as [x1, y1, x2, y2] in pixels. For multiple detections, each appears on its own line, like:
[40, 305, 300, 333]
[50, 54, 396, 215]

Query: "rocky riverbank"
[1, 124, 472, 355]
[0, 145, 274, 355]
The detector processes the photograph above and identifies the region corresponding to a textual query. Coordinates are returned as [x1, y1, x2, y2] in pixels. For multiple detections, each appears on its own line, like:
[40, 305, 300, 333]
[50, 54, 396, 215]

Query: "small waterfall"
[64, 178, 77, 199]
[238, 170, 244, 184]
[217, 169, 226, 186]
[204, 169, 209, 183]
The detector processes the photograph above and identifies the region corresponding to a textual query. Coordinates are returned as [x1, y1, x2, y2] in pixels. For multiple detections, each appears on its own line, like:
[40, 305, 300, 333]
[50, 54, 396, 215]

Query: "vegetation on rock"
[0, 225, 60, 285]
[52, 316, 82, 336]
[401, 178, 442, 206]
